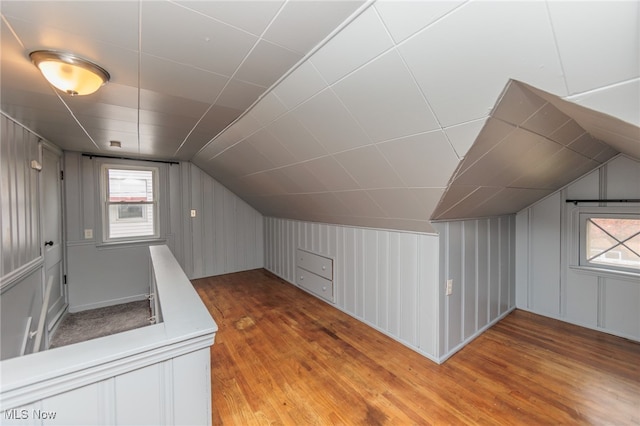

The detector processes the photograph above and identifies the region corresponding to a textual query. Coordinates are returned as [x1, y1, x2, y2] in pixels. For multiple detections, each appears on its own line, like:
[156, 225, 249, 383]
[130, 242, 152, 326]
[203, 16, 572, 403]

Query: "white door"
[42, 145, 66, 347]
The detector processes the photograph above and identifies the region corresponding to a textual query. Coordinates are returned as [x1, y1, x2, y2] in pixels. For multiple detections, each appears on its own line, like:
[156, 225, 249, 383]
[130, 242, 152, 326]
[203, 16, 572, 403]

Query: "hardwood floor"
[192, 269, 640, 425]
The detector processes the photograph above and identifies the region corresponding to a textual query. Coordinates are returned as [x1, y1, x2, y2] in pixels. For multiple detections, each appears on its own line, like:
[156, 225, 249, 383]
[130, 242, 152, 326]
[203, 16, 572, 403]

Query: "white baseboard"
[437, 307, 517, 364]
[69, 294, 148, 313]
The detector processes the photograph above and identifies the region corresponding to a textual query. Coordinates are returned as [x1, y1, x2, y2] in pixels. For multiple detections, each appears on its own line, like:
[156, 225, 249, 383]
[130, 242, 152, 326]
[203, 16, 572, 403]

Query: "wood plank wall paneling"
[0, 115, 41, 278]
[63, 155, 264, 311]
[265, 216, 517, 362]
[194, 269, 640, 425]
[433, 215, 516, 360]
[517, 155, 640, 342]
[187, 164, 264, 280]
[264, 217, 440, 361]
[1, 115, 44, 359]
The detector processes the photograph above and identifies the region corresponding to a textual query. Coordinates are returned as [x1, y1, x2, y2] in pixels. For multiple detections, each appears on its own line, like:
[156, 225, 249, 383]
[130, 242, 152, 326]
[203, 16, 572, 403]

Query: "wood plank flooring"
[192, 269, 640, 425]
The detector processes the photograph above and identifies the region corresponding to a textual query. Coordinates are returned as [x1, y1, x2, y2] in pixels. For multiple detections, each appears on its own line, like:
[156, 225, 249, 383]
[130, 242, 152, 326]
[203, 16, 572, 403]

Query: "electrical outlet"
[446, 279, 453, 296]
[190, 209, 197, 218]
[84, 229, 93, 239]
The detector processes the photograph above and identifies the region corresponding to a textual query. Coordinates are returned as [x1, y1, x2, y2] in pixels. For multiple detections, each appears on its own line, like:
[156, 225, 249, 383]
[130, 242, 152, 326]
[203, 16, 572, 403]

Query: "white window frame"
[573, 206, 640, 277]
[101, 164, 160, 243]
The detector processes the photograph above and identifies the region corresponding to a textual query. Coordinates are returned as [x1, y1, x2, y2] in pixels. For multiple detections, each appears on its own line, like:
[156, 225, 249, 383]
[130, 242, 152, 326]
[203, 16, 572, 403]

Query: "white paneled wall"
[64, 153, 176, 312]
[64, 153, 263, 311]
[1, 115, 44, 360]
[434, 216, 516, 361]
[184, 164, 263, 280]
[0, 115, 41, 278]
[517, 155, 640, 341]
[265, 217, 440, 362]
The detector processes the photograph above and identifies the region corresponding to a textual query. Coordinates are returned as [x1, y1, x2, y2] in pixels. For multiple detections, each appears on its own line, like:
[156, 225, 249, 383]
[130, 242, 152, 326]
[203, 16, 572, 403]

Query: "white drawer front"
[296, 267, 333, 302]
[297, 249, 332, 280]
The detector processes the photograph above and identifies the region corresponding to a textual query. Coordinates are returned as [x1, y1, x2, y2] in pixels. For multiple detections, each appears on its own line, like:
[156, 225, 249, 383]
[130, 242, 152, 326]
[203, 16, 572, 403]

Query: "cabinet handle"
[322, 265, 326, 270]
[322, 286, 327, 291]
[300, 276, 304, 281]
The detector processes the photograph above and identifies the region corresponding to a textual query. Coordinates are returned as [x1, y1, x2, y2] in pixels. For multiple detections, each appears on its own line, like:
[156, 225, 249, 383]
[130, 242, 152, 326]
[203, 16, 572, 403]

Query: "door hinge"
[60, 170, 64, 180]
[63, 274, 67, 284]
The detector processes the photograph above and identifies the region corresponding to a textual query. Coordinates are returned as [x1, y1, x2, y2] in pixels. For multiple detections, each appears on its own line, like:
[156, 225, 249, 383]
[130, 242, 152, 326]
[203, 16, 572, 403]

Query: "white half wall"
[516, 154, 640, 341]
[264, 217, 440, 362]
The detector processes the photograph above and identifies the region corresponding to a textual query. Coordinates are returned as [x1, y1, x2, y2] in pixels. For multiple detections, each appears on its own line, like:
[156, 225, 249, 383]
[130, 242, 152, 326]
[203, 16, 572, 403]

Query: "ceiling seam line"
[544, 0, 571, 97]
[137, 0, 142, 155]
[565, 77, 640, 99]
[1, 14, 25, 49]
[174, 0, 293, 158]
[190, 0, 377, 160]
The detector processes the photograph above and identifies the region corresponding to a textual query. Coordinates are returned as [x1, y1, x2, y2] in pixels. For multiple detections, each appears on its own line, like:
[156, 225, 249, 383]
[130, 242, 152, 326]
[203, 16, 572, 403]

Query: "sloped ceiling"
[2, 1, 639, 233]
[1, 0, 366, 157]
[432, 81, 621, 221]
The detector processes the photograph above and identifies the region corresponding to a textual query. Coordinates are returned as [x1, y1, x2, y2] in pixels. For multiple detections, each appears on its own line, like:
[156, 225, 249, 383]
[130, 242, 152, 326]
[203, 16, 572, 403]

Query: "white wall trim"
[1, 245, 217, 423]
[517, 306, 639, 343]
[0, 257, 43, 292]
[438, 306, 516, 364]
[266, 266, 442, 364]
[68, 294, 148, 314]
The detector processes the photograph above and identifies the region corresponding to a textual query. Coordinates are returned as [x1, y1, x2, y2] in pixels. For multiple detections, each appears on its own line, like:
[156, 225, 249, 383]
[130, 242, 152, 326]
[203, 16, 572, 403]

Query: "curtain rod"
[566, 199, 640, 205]
[82, 153, 179, 165]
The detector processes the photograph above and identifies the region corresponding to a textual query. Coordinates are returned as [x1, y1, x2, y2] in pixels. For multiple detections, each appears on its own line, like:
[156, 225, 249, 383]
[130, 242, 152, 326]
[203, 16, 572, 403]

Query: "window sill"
[569, 265, 640, 282]
[96, 238, 166, 250]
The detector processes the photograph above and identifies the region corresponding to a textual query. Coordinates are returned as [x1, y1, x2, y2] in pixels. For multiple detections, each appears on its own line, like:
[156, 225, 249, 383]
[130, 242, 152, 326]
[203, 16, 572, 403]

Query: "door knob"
[44, 241, 54, 247]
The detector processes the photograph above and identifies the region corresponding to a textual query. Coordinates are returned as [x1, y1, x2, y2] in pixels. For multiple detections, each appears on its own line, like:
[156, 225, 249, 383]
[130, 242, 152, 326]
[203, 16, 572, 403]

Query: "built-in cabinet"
[296, 248, 334, 302]
[266, 215, 518, 364]
[265, 218, 442, 362]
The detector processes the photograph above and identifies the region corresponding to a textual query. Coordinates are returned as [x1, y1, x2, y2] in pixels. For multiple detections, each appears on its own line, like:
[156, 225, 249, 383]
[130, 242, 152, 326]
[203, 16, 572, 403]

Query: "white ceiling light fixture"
[29, 50, 110, 96]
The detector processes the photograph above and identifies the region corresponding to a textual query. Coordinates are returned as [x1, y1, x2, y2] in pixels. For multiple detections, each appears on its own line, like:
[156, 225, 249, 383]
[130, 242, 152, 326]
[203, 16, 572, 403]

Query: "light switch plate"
[84, 229, 93, 239]
[190, 209, 197, 218]
[446, 279, 453, 296]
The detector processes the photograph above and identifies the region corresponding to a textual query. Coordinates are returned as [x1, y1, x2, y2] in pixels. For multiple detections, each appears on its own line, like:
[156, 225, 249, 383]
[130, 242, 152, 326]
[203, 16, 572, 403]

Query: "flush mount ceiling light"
[29, 50, 110, 96]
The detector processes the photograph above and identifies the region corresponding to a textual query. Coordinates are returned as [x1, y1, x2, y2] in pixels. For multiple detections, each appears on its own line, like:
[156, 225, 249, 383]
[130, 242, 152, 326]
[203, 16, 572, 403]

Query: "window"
[579, 213, 640, 273]
[102, 165, 158, 241]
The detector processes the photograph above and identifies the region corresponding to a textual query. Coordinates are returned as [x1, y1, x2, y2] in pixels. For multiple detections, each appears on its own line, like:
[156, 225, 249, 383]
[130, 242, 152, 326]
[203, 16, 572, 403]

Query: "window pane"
[109, 204, 154, 239]
[108, 169, 154, 202]
[586, 218, 640, 271]
[627, 234, 640, 256]
[590, 245, 640, 270]
[118, 204, 144, 219]
[590, 218, 640, 242]
[105, 167, 157, 240]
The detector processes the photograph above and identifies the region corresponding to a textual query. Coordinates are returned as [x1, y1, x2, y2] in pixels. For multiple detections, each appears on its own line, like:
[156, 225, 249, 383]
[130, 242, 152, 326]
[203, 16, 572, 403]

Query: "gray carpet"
[49, 300, 151, 348]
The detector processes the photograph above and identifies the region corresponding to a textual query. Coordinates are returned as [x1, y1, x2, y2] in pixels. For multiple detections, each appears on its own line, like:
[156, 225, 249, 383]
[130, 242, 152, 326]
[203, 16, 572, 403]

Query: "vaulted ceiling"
[2, 1, 639, 233]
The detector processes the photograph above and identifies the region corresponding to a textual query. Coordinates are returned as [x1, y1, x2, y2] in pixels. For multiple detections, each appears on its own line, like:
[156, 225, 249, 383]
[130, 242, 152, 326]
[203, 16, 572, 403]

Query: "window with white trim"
[102, 165, 159, 241]
[579, 213, 640, 273]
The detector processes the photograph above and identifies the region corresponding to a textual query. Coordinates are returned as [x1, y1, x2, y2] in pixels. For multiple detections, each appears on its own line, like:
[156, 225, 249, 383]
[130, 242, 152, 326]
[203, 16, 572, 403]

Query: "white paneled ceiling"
[432, 81, 620, 221]
[1, 0, 365, 160]
[2, 1, 639, 233]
